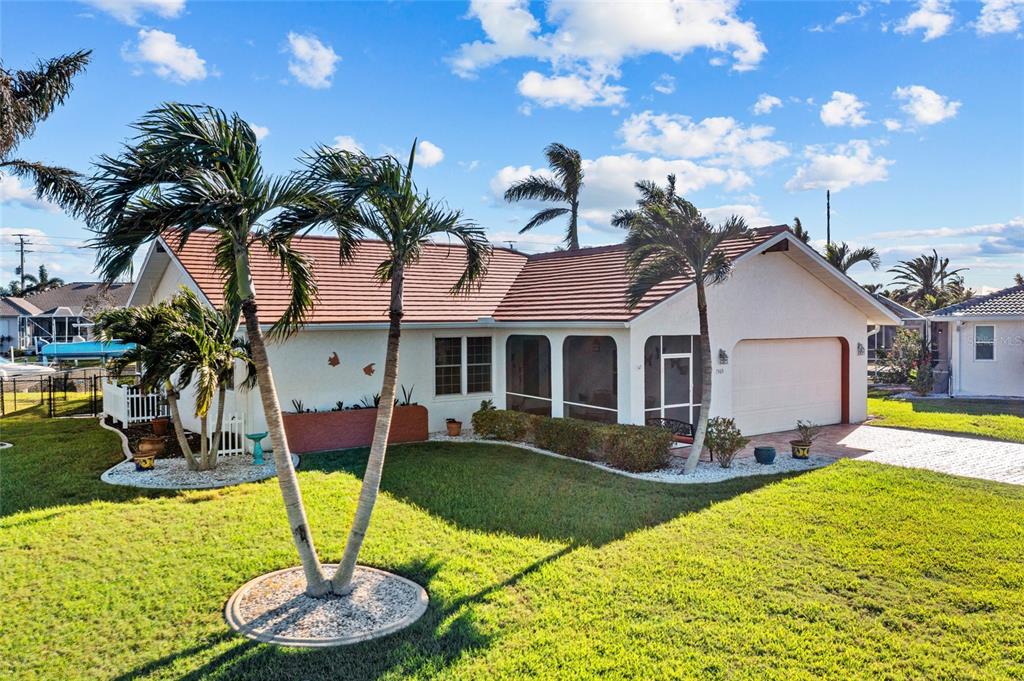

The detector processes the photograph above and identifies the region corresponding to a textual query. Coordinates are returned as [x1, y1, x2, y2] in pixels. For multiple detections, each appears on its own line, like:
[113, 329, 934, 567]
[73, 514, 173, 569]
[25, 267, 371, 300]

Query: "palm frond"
[503, 175, 567, 204]
[520, 206, 570, 233]
[1, 159, 91, 217]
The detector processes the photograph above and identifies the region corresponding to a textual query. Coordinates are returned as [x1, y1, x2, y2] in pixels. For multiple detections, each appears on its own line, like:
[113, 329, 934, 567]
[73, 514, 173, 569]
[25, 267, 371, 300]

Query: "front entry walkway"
[738, 424, 1024, 486]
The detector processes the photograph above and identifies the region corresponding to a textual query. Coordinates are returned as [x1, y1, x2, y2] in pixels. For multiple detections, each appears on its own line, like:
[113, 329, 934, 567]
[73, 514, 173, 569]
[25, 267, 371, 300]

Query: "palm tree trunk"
[165, 383, 199, 471]
[241, 296, 330, 597]
[331, 267, 404, 594]
[683, 282, 713, 475]
[199, 413, 210, 471]
[568, 199, 580, 250]
[207, 383, 227, 469]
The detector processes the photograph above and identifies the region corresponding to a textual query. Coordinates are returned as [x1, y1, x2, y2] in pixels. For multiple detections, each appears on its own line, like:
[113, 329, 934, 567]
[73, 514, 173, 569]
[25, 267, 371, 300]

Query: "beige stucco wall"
[628, 248, 871, 431]
[950, 319, 1024, 397]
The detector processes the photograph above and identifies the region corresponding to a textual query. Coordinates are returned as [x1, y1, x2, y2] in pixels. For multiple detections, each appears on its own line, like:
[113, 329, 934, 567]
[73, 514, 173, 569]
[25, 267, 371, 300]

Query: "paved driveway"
[838, 426, 1024, 486]
[741, 424, 1024, 486]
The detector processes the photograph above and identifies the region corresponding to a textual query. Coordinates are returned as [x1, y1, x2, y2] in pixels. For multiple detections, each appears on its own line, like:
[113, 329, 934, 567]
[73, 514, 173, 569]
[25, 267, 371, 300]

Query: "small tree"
[881, 328, 928, 385]
[705, 417, 750, 469]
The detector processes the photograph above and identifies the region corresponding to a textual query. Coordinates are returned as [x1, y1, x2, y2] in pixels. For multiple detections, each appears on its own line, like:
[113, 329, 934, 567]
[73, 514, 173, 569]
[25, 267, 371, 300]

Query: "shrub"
[910, 363, 934, 396]
[794, 420, 821, 445]
[881, 328, 928, 384]
[533, 417, 596, 460]
[471, 408, 533, 441]
[704, 417, 750, 469]
[597, 424, 672, 472]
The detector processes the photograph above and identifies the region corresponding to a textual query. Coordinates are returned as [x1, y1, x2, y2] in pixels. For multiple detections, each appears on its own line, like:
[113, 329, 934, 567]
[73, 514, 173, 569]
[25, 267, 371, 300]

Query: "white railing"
[102, 380, 169, 425]
[212, 413, 246, 456]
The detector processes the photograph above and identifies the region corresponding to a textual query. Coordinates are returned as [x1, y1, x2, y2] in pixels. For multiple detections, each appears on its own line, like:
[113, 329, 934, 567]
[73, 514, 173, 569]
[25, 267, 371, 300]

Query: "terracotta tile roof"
[166, 226, 787, 325]
[932, 284, 1024, 317]
[492, 226, 788, 322]
[169, 231, 529, 324]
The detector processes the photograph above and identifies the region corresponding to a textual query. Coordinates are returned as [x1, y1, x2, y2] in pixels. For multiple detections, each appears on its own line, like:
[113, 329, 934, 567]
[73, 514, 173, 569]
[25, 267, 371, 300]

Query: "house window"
[644, 335, 703, 427]
[975, 325, 995, 361]
[563, 336, 617, 424]
[506, 335, 551, 416]
[434, 336, 493, 396]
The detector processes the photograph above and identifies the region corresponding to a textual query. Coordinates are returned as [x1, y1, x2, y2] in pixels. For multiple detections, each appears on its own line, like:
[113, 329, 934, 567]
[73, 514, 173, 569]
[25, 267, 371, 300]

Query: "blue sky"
[2, 0, 1022, 291]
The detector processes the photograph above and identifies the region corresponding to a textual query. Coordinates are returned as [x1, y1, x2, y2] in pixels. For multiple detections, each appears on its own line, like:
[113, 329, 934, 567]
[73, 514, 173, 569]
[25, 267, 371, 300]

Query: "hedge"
[470, 408, 674, 473]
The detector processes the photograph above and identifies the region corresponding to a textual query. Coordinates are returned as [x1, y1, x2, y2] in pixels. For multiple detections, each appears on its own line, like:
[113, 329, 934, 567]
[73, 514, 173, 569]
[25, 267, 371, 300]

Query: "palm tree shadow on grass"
[303, 440, 797, 547]
[115, 551, 570, 681]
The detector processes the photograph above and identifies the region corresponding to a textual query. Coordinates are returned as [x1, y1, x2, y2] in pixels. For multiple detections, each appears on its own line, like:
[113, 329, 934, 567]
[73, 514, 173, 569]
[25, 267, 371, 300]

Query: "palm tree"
[791, 217, 811, 243]
[301, 142, 489, 594]
[1, 50, 92, 217]
[613, 176, 750, 475]
[888, 250, 968, 311]
[1014, 273, 1023, 287]
[95, 288, 254, 471]
[862, 283, 885, 295]
[823, 241, 880, 274]
[89, 103, 344, 595]
[21, 264, 65, 294]
[504, 142, 584, 250]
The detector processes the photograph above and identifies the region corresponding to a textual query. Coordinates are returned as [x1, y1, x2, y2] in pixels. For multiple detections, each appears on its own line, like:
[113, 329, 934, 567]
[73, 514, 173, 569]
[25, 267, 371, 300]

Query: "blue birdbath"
[246, 432, 268, 465]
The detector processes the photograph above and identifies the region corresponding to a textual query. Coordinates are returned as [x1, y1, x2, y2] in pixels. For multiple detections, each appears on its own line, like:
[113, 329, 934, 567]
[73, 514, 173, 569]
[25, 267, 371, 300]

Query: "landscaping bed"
[100, 453, 295, 489]
[103, 415, 201, 459]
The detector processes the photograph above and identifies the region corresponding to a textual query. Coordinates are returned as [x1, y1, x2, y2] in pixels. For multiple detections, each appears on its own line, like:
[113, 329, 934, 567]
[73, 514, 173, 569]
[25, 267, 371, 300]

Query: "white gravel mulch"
[225, 564, 428, 647]
[429, 431, 834, 484]
[101, 453, 297, 490]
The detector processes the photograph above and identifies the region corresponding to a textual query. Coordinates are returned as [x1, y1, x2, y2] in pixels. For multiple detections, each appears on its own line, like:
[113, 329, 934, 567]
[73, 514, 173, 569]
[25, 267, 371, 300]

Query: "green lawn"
[2, 410, 1024, 679]
[868, 396, 1024, 444]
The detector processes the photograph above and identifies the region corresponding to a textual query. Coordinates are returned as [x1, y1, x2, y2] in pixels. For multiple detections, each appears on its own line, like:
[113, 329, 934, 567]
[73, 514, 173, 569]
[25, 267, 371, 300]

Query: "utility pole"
[826, 190, 831, 247]
[12, 234, 32, 293]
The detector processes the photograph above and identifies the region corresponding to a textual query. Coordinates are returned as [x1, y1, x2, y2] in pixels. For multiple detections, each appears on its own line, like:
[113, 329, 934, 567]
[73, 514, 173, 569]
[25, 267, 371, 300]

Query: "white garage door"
[732, 338, 842, 435]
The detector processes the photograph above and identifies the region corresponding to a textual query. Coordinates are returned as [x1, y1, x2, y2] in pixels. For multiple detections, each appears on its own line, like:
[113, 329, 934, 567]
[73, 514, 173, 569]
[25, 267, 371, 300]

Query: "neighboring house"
[0, 282, 133, 352]
[930, 284, 1024, 398]
[128, 226, 899, 439]
[867, 294, 928, 363]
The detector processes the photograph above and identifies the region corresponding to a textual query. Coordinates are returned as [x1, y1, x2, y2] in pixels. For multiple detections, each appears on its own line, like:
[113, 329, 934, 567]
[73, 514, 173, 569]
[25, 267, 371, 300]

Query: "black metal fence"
[0, 371, 112, 418]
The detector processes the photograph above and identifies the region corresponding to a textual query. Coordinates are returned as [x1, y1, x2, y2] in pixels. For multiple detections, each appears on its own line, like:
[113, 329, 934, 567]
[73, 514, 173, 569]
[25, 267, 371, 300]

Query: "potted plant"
[134, 435, 165, 470]
[790, 420, 821, 459]
[705, 417, 750, 469]
[753, 446, 776, 465]
[446, 418, 463, 437]
[151, 415, 169, 436]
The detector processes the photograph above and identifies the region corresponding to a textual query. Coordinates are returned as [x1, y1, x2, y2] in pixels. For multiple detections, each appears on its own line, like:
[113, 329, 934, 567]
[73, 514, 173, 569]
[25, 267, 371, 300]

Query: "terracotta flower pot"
[446, 420, 462, 437]
[151, 417, 169, 436]
[138, 435, 166, 458]
[790, 441, 811, 459]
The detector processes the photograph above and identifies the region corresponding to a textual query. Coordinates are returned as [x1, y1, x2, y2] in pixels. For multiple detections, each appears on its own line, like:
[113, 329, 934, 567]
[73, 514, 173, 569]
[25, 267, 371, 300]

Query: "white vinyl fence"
[213, 414, 246, 456]
[102, 380, 169, 425]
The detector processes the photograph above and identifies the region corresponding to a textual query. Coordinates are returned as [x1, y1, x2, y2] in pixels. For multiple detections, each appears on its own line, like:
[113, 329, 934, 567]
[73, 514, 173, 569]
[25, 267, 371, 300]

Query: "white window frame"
[974, 325, 995, 361]
[433, 335, 494, 398]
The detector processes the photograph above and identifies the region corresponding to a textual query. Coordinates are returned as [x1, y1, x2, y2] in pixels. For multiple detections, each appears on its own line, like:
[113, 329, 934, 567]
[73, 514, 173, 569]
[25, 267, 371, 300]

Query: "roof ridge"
[932, 283, 1024, 315]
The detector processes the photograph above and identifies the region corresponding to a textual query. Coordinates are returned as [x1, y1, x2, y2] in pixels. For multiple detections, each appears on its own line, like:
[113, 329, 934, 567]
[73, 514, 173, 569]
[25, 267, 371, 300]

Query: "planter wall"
[282, 405, 429, 454]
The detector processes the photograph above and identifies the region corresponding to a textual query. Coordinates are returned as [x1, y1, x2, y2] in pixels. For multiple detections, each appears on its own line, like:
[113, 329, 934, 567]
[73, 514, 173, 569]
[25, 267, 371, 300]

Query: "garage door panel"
[732, 338, 841, 435]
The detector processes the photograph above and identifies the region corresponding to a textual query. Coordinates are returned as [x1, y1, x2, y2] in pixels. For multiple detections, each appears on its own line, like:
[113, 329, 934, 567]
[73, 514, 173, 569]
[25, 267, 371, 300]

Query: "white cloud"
[896, 0, 955, 41]
[619, 111, 789, 168]
[976, 0, 1024, 34]
[699, 203, 775, 227]
[331, 135, 363, 153]
[869, 216, 1024, 241]
[286, 32, 339, 89]
[250, 125, 270, 141]
[883, 118, 903, 131]
[452, 0, 766, 108]
[652, 74, 676, 95]
[416, 140, 445, 168]
[459, 160, 481, 172]
[0, 174, 59, 212]
[123, 29, 207, 83]
[835, 2, 871, 25]
[893, 85, 961, 125]
[820, 91, 870, 127]
[491, 154, 751, 231]
[517, 70, 626, 109]
[80, 0, 184, 25]
[752, 93, 782, 115]
[785, 140, 893, 192]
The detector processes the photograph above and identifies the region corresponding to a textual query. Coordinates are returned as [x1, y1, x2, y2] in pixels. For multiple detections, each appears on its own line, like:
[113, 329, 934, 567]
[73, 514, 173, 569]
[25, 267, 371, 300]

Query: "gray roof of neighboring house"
[0, 296, 42, 317]
[873, 294, 926, 321]
[931, 284, 1024, 317]
[14, 282, 133, 317]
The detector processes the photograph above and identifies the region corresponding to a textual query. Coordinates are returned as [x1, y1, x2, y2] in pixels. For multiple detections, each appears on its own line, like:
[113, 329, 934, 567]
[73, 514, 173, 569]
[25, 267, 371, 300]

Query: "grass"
[868, 396, 1024, 444]
[2, 410, 1023, 679]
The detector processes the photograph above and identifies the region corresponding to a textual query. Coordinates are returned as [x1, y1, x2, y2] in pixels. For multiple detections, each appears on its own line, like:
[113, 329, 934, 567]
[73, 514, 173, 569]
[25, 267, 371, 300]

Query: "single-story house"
[929, 284, 1024, 398]
[867, 294, 928, 362]
[127, 226, 899, 444]
[0, 282, 133, 352]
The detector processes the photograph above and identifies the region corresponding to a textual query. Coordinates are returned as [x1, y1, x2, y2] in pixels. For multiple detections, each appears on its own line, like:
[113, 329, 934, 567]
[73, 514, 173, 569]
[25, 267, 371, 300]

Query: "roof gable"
[14, 282, 132, 317]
